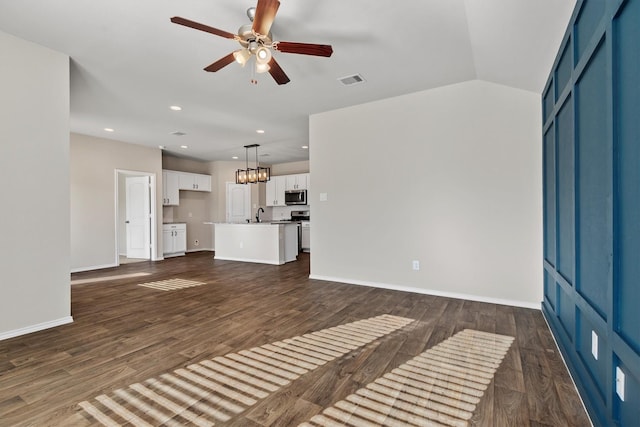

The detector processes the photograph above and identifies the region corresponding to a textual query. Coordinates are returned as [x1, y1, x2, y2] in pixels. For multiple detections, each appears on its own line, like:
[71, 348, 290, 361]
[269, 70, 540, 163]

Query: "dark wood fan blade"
[204, 53, 236, 72]
[274, 41, 333, 57]
[252, 0, 280, 36]
[171, 17, 236, 40]
[268, 57, 290, 85]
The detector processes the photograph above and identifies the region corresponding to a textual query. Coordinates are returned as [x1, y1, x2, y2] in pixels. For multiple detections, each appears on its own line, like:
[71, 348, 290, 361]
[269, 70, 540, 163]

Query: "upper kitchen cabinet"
[163, 170, 212, 206]
[285, 173, 309, 191]
[266, 175, 287, 206]
[162, 170, 179, 206]
[178, 172, 211, 192]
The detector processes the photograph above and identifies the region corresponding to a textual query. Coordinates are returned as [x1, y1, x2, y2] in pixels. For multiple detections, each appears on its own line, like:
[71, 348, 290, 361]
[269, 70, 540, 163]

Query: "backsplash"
[265, 205, 310, 221]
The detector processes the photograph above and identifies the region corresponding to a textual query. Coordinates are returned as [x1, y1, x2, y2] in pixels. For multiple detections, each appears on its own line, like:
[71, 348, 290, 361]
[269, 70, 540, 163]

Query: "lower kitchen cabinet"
[163, 223, 186, 257]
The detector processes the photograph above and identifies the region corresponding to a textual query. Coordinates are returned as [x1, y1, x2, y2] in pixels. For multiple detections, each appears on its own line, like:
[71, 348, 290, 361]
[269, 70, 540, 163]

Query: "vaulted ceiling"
[0, 0, 575, 163]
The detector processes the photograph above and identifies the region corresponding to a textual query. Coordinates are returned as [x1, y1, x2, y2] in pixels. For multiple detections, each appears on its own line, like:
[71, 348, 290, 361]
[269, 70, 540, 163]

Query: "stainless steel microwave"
[285, 189, 307, 205]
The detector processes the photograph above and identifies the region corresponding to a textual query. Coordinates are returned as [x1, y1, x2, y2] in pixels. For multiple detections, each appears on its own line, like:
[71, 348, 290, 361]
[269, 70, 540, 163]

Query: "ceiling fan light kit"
[170, 0, 333, 85]
[255, 46, 272, 64]
[255, 62, 271, 74]
[233, 48, 251, 66]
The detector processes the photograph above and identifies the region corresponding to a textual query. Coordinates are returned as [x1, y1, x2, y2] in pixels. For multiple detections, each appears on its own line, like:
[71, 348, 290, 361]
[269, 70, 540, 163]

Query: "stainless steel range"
[290, 210, 310, 252]
[290, 210, 310, 222]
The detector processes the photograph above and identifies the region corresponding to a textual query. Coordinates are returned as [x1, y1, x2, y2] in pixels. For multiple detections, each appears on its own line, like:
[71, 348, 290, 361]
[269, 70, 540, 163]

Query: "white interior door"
[226, 182, 251, 223]
[126, 176, 151, 259]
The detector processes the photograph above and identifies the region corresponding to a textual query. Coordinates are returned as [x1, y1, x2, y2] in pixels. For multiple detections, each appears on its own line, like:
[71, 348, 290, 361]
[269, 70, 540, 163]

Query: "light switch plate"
[591, 330, 598, 360]
[319, 192, 328, 202]
[616, 366, 625, 401]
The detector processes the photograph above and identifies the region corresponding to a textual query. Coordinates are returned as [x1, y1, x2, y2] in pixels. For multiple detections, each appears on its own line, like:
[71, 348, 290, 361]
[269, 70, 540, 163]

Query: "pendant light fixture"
[236, 144, 271, 184]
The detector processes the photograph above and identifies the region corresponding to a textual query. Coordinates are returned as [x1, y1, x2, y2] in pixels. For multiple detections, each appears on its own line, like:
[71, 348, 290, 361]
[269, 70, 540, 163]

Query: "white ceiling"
[0, 0, 575, 164]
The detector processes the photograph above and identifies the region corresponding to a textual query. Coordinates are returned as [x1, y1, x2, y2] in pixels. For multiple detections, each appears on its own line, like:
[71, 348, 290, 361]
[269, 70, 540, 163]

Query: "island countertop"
[214, 222, 298, 265]
[215, 222, 299, 225]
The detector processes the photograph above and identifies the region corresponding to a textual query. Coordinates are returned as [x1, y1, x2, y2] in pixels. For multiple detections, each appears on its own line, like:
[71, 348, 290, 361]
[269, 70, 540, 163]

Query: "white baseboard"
[163, 252, 185, 258]
[0, 316, 74, 341]
[308, 274, 541, 310]
[214, 256, 282, 265]
[71, 263, 117, 273]
[186, 248, 214, 253]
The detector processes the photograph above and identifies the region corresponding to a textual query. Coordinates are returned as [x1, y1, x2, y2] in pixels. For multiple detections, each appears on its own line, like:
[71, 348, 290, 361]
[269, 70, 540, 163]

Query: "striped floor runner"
[79, 314, 415, 426]
[300, 329, 514, 427]
[138, 278, 207, 291]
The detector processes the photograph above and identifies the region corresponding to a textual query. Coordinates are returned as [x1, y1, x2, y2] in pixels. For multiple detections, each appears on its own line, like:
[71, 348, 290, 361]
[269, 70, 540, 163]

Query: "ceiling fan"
[170, 0, 333, 85]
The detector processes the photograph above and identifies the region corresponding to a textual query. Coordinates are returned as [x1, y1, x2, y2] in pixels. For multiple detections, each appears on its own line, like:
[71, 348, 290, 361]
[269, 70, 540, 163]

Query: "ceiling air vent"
[338, 73, 366, 86]
[170, 131, 186, 136]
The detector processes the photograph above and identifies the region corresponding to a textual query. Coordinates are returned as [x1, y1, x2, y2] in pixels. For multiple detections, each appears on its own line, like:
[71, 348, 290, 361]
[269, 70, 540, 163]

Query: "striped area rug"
[300, 329, 514, 427]
[137, 278, 207, 291]
[78, 314, 416, 426]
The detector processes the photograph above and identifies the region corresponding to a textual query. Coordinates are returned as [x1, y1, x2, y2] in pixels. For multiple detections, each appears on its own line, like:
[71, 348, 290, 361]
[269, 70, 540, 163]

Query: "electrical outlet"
[616, 367, 625, 401]
[591, 330, 598, 360]
[412, 260, 420, 271]
[188, 212, 193, 218]
[239, 241, 243, 249]
[194, 239, 199, 246]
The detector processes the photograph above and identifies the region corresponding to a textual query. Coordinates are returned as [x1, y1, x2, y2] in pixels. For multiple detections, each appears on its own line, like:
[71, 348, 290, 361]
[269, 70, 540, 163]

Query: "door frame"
[114, 169, 158, 266]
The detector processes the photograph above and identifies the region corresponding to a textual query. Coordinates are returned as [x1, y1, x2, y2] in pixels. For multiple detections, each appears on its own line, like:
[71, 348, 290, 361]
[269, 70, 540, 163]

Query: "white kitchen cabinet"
[266, 175, 287, 206]
[301, 221, 310, 252]
[162, 170, 180, 206]
[178, 172, 211, 192]
[285, 173, 308, 191]
[163, 223, 186, 257]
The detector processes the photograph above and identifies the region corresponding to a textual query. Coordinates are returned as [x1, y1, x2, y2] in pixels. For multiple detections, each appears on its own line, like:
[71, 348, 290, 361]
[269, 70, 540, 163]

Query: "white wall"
[70, 133, 162, 271]
[0, 31, 72, 339]
[270, 160, 310, 176]
[310, 80, 542, 308]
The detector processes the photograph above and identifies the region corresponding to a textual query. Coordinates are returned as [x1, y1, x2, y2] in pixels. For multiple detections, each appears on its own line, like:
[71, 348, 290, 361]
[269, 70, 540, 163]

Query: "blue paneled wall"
[542, 0, 640, 425]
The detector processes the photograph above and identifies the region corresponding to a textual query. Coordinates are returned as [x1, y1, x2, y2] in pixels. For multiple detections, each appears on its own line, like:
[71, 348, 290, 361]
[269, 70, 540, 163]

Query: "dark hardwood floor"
[0, 252, 590, 426]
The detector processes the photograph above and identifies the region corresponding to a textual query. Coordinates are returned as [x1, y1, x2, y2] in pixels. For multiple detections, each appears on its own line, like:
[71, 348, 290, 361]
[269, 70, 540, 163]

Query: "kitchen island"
[214, 222, 299, 265]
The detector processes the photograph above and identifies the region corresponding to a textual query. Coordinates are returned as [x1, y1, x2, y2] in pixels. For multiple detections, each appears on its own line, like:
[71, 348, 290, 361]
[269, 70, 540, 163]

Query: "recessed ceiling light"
[170, 131, 186, 136]
[170, 105, 182, 111]
[302, 145, 309, 149]
[232, 156, 239, 160]
[180, 145, 188, 149]
[256, 129, 265, 134]
[104, 128, 114, 132]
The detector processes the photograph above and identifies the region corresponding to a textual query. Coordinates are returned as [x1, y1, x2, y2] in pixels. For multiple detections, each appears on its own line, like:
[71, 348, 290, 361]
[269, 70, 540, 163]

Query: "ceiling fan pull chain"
[250, 58, 258, 85]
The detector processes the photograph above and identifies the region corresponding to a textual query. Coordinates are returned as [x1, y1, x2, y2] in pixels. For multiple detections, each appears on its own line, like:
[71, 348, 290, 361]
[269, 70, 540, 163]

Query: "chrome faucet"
[255, 207, 265, 223]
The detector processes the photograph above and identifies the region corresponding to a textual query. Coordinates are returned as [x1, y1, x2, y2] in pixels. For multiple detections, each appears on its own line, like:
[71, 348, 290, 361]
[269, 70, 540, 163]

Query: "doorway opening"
[115, 170, 158, 266]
